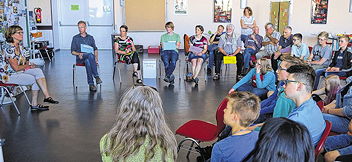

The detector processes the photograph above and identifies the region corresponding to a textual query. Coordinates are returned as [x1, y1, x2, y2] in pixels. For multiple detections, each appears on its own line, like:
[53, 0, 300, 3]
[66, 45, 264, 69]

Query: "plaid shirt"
[263, 31, 281, 55]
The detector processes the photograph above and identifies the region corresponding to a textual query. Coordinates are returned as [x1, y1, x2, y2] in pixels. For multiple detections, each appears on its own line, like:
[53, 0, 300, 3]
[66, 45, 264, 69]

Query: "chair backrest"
[308, 46, 313, 53]
[215, 98, 228, 135]
[315, 120, 332, 158]
[183, 34, 190, 54]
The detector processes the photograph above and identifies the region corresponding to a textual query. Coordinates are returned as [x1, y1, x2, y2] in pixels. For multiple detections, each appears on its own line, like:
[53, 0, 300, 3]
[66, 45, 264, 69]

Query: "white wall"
[115, 0, 352, 49]
[27, 0, 52, 26]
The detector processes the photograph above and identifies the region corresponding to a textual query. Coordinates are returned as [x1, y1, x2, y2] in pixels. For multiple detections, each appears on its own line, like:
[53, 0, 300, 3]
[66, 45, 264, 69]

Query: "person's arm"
[210, 143, 224, 162]
[267, 34, 279, 44]
[176, 34, 181, 49]
[262, 40, 272, 46]
[256, 71, 275, 89]
[200, 44, 208, 55]
[209, 34, 216, 44]
[114, 42, 127, 55]
[255, 36, 263, 50]
[231, 38, 243, 56]
[312, 88, 325, 95]
[232, 69, 255, 90]
[252, 20, 257, 27]
[240, 19, 249, 29]
[7, 57, 32, 71]
[325, 108, 345, 117]
[94, 50, 98, 63]
[71, 37, 81, 56]
[218, 37, 227, 55]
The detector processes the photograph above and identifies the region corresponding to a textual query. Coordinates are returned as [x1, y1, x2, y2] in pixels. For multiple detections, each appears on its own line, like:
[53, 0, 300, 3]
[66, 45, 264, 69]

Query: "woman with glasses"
[307, 31, 332, 70]
[1, 25, 59, 111]
[228, 58, 276, 100]
[114, 25, 142, 84]
[291, 33, 310, 61]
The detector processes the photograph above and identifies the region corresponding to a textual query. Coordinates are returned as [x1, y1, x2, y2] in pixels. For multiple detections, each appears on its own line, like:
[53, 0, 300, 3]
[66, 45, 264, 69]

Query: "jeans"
[76, 53, 99, 85]
[240, 34, 248, 43]
[323, 113, 350, 133]
[161, 50, 179, 77]
[237, 82, 269, 99]
[214, 51, 243, 75]
[314, 69, 347, 90]
[325, 134, 352, 155]
[243, 48, 256, 68]
[207, 44, 218, 69]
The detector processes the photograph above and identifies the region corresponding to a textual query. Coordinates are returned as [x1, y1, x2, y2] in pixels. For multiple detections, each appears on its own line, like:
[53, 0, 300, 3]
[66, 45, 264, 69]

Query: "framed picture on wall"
[214, 0, 232, 23]
[311, 0, 329, 24]
[174, 0, 188, 15]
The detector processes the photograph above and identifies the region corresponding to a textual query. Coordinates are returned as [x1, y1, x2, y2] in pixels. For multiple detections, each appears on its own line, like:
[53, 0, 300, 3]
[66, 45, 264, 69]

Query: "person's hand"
[95, 58, 99, 64]
[79, 53, 83, 59]
[348, 120, 352, 136]
[331, 67, 340, 72]
[274, 51, 281, 59]
[228, 88, 235, 94]
[256, 63, 261, 73]
[126, 48, 131, 54]
[266, 32, 271, 38]
[322, 107, 331, 114]
[30, 63, 37, 69]
[250, 34, 256, 40]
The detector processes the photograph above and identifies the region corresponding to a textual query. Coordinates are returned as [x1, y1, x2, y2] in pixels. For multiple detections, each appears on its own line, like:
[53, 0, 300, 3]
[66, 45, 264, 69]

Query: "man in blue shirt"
[71, 21, 102, 92]
[284, 64, 325, 145]
[211, 92, 260, 162]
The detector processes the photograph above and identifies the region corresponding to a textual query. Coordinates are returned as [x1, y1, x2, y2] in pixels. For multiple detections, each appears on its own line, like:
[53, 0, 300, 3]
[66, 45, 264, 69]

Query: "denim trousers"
[161, 50, 179, 77]
[207, 44, 218, 69]
[325, 134, 352, 155]
[314, 69, 347, 90]
[323, 113, 350, 133]
[243, 48, 256, 69]
[237, 82, 269, 99]
[76, 53, 99, 85]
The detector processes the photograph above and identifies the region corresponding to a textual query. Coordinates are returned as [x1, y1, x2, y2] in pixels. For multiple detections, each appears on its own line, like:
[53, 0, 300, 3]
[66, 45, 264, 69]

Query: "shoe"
[193, 77, 199, 84]
[169, 74, 175, 82]
[43, 97, 59, 104]
[132, 72, 138, 78]
[163, 76, 170, 83]
[30, 104, 49, 111]
[89, 85, 97, 92]
[95, 76, 102, 84]
[213, 74, 220, 80]
[207, 68, 212, 75]
[136, 79, 143, 84]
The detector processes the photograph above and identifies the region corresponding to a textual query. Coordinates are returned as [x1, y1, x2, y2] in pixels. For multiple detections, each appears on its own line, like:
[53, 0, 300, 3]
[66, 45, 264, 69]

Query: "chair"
[0, 82, 31, 115]
[72, 63, 101, 89]
[175, 98, 228, 160]
[158, 47, 182, 81]
[315, 120, 332, 159]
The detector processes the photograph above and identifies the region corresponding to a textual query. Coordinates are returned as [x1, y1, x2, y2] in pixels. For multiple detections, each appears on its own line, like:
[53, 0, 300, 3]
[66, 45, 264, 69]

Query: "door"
[270, 1, 290, 34]
[58, 0, 114, 49]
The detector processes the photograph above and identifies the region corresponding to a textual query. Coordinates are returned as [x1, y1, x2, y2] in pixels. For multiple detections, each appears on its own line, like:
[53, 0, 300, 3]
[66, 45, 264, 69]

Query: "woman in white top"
[240, 7, 256, 43]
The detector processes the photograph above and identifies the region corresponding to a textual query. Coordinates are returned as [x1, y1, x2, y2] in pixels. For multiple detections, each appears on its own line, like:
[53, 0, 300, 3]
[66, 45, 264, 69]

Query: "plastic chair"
[158, 46, 182, 81]
[315, 120, 332, 159]
[175, 98, 228, 160]
[0, 82, 31, 115]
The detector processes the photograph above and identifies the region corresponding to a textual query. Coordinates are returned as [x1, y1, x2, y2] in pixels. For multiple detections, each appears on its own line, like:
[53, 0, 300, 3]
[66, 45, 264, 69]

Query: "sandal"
[30, 104, 49, 111]
[136, 79, 143, 84]
[43, 97, 59, 104]
[132, 72, 138, 78]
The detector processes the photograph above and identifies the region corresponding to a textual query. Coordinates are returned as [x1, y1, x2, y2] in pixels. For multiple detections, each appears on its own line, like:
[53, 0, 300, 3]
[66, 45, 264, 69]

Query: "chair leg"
[159, 59, 162, 79]
[72, 64, 76, 88]
[186, 141, 195, 159]
[113, 62, 116, 80]
[117, 63, 122, 84]
[18, 86, 31, 105]
[3, 87, 20, 115]
[179, 60, 181, 80]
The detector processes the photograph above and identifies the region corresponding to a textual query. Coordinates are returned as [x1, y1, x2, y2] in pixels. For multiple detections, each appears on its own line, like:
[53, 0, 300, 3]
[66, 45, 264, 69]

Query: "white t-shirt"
[241, 16, 255, 36]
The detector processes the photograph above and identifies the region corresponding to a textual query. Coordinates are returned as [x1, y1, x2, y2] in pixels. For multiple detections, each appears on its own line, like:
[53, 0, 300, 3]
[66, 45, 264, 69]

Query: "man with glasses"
[255, 23, 280, 59]
[71, 20, 102, 92]
[272, 26, 293, 71]
[285, 64, 325, 145]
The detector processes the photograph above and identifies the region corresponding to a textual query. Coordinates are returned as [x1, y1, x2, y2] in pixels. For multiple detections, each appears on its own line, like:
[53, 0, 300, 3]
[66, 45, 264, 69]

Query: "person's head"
[317, 31, 329, 46]
[224, 92, 260, 129]
[324, 75, 341, 104]
[195, 25, 204, 36]
[339, 35, 350, 49]
[226, 24, 235, 36]
[257, 58, 272, 74]
[283, 26, 292, 38]
[77, 21, 87, 34]
[5, 25, 23, 43]
[265, 23, 275, 34]
[284, 65, 315, 100]
[243, 7, 253, 17]
[119, 25, 128, 37]
[217, 25, 224, 33]
[102, 86, 177, 161]
[252, 25, 259, 34]
[277, 55, 304, 81]
[165, 21, 174, 33]
[292, 33, 303, 45]
[247, 118, 314, 162]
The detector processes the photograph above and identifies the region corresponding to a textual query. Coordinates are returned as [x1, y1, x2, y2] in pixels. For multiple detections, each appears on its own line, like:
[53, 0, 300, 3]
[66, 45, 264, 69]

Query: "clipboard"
[81, 44, 94, 54]
[163, 42, 177, 50]
[223, 56, 237, 64]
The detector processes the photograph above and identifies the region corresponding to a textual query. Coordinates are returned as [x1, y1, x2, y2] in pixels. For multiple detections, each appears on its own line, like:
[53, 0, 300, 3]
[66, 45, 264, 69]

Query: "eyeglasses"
[15, 31, 23, 35]
[318, 38, 326, 41]
[292, 39, 299, 42]
[283, 79, 306, 85]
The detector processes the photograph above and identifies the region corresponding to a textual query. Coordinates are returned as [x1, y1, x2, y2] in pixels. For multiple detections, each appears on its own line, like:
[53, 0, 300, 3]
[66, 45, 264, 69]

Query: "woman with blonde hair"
[100, 86, 177, 162]
[313, 75, 341, 109]
[228, 58, 276, 100]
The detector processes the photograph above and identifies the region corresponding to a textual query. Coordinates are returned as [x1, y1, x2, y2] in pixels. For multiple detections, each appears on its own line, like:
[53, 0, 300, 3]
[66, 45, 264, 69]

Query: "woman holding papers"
[188, 25, 208, 85]
[160, 22, 181, 84]
[114, 25, 142, 84]
[228, 58, 276, 100]
[1, 25, 59, 111]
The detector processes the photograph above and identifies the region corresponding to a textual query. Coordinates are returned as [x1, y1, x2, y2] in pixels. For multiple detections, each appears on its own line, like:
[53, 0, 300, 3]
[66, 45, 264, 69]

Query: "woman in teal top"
[100, 86, 177, 162]
[229, 58, 276, 100]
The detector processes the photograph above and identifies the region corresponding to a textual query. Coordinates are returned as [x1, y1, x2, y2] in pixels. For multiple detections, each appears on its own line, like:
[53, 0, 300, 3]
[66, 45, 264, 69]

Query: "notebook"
[81, 44, 94, 54]
[163, 42, 177, 50]
[189, 46, 203, 54]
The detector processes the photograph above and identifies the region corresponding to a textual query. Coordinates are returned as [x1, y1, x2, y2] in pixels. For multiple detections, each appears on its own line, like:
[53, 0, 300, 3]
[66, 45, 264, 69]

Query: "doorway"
[270, 1, 290, 34]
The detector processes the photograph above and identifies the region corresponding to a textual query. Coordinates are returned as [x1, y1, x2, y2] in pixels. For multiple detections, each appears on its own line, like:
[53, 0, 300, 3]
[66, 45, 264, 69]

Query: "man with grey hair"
[256, 23, 281, 59]
[272, 26, 293, 71]
[213, 24, 243, 80]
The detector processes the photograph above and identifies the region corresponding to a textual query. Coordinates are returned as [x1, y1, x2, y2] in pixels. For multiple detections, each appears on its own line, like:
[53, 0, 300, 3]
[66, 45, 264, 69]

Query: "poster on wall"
[174, 0, 187, 15]
[214, 0, 232, 23]
[311, 0, 328, 24]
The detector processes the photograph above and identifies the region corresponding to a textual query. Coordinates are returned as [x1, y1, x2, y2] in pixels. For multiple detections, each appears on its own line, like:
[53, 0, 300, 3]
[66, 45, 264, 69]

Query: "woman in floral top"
[1, 25, 59, 111]
[114, 25, 142, 84]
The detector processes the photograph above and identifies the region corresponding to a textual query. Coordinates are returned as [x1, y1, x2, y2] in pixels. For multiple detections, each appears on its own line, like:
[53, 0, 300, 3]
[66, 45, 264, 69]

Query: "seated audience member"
[324, 119, 352, 162]
[255, 23, 281, 59]
[242, 26, 263, 74]
[272, 26, 293, 71]
[291, 33, 310, 61]
[257, 56, 303, 123]
[100, 86, 177, 162]
[207, 25, 225, 75]
[2, 25, 59, 111]
[228, 58, 276, 99]
[314, 35, 352, 90]
[240, 7, 256, 42]
[160, 22, 181, 84]
[284, 64, 326, 145]
[213, 24, 243, 80]
[187, 25, 208, 84]
[322, 76, 352, 133]
[308, 31, 332, 70]
[313, 75, 341, 109]
[114, 25, 142, 84]
[244, 118, 314, 162]
[211, 92, 260, 162]
[71, 21, 102, 92]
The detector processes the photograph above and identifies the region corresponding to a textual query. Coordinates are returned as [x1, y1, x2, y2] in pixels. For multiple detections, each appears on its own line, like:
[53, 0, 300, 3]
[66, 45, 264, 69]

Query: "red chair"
[0, 82, 31, 115]
[309, 46, 313, 53]
[316, 100, 324, 111]
[176, 98, 228, 160]
[315, 120, 332, 159]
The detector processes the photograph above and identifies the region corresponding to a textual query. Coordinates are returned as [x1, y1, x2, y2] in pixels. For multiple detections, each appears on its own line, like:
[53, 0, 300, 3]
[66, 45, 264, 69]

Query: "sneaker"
[30, 104, 49, 111]
[169, 74, 175, 82]
[213, 74, 220, 80]
[136, 79, 143, 84]
[163, 76, 170, 83]
[207, 68, 212, 75]
[89, 85, 97, 92]
[95, 76, 102, 84]
[43, 97, 59, 104]
[194, 77, 199, 84]
[132, 72, 138, 78]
